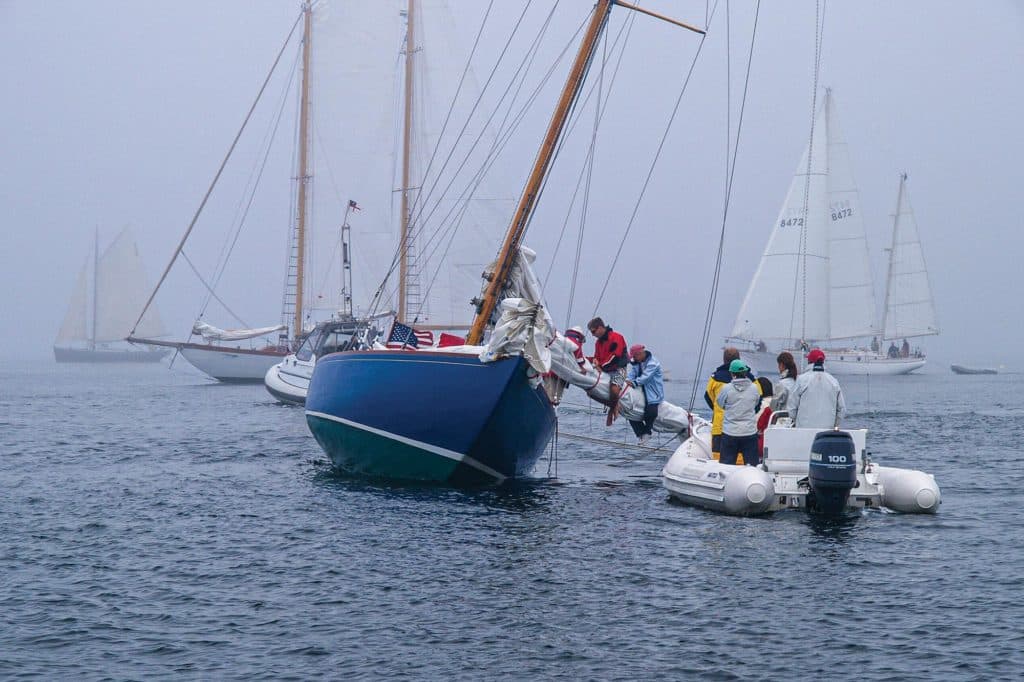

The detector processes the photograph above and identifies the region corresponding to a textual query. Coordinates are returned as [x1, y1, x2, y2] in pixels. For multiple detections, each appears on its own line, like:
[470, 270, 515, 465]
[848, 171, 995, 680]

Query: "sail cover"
[191, 321, 286, 342]
[824, 91, 877, 340]
[732, 100, 830, 342]
[882, 176, 939, 339]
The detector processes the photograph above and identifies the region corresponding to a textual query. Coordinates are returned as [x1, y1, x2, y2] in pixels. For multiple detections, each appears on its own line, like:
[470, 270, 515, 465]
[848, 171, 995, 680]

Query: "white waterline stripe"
[306, 411, 506, 482]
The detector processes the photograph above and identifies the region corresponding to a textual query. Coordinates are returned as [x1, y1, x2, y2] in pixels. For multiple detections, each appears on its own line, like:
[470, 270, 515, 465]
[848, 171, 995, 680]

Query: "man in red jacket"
[588, 317, 629, 425]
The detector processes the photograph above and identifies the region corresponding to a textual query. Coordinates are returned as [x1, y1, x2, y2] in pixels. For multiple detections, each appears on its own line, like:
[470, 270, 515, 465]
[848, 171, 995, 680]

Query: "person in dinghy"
[790, 348, 846, 429]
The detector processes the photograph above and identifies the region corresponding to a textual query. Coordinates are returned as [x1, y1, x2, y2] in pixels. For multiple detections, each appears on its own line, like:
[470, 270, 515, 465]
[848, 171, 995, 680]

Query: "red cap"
[629, 344, 645, 357]
[806, 348, 825, 364]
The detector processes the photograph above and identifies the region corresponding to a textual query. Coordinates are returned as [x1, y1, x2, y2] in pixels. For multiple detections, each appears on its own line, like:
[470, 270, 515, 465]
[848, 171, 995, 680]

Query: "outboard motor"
[807, 430, 858, 514]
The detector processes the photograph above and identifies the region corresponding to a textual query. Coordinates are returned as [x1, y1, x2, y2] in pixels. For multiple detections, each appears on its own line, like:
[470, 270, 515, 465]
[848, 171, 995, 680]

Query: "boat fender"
[807, 430, 857, 515]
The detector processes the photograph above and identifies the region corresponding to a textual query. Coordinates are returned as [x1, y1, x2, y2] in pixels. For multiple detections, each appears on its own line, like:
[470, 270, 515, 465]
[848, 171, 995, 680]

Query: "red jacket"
[593, 328, 628, 372]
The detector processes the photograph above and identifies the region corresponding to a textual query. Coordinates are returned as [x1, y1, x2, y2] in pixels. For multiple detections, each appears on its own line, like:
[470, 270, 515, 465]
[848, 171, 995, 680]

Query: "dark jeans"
[720, 433, 760, 466]
[628, 402, 660, 438]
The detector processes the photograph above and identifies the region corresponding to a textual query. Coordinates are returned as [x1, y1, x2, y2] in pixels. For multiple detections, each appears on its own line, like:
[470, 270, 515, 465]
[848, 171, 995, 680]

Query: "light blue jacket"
[628, 351, 664, 405]
[716, 376, 761, 437]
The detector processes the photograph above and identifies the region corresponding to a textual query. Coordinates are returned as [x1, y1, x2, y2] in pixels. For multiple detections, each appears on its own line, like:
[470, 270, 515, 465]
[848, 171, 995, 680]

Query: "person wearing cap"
[626, 344, 663, 445]
[588, 317, 630, 424]
[704, 347, 759, 459]
[715, 359, 763, 466]
[790, 348, 846, 429]
[564, 326, 587, 372]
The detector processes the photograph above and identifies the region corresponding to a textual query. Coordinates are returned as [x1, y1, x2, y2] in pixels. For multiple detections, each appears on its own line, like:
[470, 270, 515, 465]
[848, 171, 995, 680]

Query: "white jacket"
[790, 367, 846, 428]
[771, 374, 797, 415]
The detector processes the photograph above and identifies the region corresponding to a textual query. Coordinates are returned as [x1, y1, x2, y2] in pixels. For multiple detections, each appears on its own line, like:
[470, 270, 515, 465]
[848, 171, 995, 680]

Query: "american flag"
[385, 321, 434, 349]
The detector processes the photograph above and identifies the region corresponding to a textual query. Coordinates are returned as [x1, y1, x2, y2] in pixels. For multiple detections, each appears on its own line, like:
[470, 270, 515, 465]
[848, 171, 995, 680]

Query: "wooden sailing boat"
[55, 227, 168, 363]
[304, 0, 705, 483]
[130, 2, 394, 382]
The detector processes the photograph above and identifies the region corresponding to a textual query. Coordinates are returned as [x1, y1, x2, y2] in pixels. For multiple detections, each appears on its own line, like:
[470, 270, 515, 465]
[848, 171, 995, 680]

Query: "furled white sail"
[95, 228, 166, 342]
[55, 260, 90, 344]
[306, 0, 404, 315]
[823, 91, 877, 340]
[732, 100, 830, 341]
[882, 175, 939, 340]
[192, 321, 286, 342]
[403, 0, 514, 329]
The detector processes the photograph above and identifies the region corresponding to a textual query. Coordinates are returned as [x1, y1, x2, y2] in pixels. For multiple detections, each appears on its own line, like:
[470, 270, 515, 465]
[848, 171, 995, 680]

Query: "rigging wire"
[130, 11, 303, 335]
[590, 30, 711, 315]
[365, 1, 549, 319]
[790, 0, 827, 343]
[541, 10, 638, 292]
[368, 3, 585, 320]
[687, 0, 761, 411]
[195, 47, 301, 327]
[564, 27, 607, 329]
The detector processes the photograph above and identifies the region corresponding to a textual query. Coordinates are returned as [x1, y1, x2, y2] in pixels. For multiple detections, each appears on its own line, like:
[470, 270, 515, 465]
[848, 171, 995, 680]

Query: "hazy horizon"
[2, 1, 1021, 375]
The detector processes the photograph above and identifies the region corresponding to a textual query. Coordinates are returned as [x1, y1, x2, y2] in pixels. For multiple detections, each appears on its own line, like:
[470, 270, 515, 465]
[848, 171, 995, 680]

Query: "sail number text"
[779, 218, 805, 228]
[831, 208, 853, 221]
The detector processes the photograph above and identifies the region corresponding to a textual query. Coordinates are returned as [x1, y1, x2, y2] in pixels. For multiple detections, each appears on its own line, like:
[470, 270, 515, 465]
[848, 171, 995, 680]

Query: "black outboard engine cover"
[807, 430, 858, 514]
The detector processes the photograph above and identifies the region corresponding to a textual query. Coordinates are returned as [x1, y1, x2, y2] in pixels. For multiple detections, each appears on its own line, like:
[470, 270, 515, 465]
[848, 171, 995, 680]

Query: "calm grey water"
[2, 360, 1022, 679]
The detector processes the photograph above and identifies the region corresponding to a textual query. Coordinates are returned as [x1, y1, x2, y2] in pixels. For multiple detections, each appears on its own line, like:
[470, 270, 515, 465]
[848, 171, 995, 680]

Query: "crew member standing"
[716, 360, 763, 466]
[705, 347, 758, 459]
[790, 348, 846, 429]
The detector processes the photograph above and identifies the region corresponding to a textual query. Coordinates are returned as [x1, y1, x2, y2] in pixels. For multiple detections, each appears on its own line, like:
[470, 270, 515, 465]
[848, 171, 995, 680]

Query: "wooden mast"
[397, 0, 416, 323]
[294, 2, 313, 339]
[466, 0, 615, 345]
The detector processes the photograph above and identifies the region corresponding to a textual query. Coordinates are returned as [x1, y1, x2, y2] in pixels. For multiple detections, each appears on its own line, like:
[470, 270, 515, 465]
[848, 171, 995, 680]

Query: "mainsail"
[56, 228, 165, 346]
[732, 90, 877, 343]
[95, 228, 166, 342]
[882, 174, 939, 340]
[824, 91, 877, 340]
[732, 96, 830, 341]
[56, 260, 90, 344]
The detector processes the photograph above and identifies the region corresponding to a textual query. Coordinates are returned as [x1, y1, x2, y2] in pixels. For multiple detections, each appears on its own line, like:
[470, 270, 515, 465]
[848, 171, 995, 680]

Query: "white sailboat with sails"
[729, 90, 938, 376]
[54, 227, 168, 363]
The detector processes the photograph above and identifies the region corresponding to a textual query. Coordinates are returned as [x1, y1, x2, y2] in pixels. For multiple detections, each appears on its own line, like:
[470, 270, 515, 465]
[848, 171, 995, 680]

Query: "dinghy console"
[807, 430, 858, 514]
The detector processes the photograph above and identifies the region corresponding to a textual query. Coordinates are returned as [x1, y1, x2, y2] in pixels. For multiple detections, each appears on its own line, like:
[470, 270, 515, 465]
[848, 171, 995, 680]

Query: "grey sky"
[2, 1, 1021, 373]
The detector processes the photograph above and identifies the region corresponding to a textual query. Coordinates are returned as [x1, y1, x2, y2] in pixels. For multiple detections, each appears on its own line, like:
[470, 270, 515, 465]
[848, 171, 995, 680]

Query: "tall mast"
[397, 0, 415, 323]
[91, 226, 98, 350]
[294, 2, 313, 338]
[881, 173, 906, 340]
[466, 0, 616, 345]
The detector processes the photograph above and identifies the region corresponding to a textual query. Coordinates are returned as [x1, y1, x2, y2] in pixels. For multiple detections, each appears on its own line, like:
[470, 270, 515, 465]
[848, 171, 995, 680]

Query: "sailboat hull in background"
[178, 345, 288, 383]
[305, 351, 556, 484]
[741, 349, 926, 376]
[53, 346, 169, 363]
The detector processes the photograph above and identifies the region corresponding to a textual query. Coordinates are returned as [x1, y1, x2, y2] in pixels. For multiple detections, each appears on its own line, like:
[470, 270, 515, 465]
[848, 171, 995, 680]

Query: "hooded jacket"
[715, 376, 761, 437]
[627, 350, 664, 405]
[790, 365, 846, 428]
[704, 363, 758, 436]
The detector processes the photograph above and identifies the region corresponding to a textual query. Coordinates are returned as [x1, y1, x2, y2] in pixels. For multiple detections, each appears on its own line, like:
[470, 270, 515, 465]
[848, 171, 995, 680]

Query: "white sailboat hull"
[264, 355, 314, 404]
[178, 345, 287, 383]
[740, 349, 926, 376]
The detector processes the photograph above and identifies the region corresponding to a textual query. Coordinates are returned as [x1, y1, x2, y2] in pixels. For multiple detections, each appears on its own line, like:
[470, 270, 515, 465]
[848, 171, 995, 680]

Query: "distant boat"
[729, 90, 938, 376]
[54, 228, 169, 363]
[951, 365, 997, 375]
